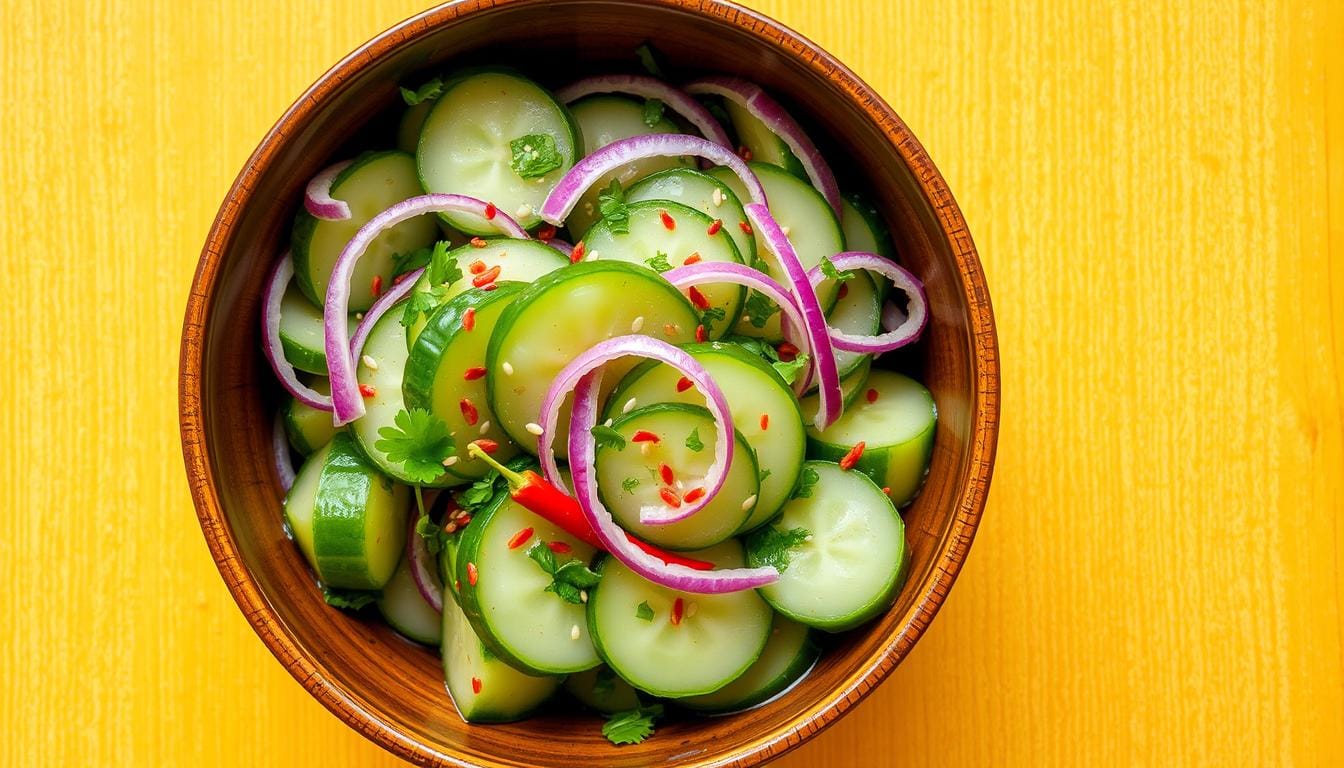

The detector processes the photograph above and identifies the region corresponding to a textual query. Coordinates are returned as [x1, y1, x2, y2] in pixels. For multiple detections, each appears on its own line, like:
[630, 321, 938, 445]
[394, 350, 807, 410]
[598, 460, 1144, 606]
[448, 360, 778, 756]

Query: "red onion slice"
[303, 160, 354, 220]
[744, 203, 842, 429]
[324, 194, 527, 425]
[823, 252, 928, 353]
[569, 371, 778, 594]
[349, 266, 423, 364]
[539, 134, 765, 226]
[537, 335, 734, 526]
[544, 238, 574, 258]
[684, 76, 842, 216]
[272, 411, 296, 492]
[407, 507, 444, 614]
[261, 253, 333, 411]
[555, 74, 734, 149]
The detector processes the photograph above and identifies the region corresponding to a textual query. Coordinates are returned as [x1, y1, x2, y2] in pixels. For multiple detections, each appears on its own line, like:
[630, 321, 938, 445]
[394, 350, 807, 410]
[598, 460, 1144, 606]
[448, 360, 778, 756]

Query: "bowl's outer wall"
[181, 1, 998, 766]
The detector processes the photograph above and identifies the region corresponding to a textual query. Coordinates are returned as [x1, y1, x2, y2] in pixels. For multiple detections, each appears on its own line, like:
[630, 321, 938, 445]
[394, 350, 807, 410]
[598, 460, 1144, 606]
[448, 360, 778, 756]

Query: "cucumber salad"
[262, 52, 936, 743]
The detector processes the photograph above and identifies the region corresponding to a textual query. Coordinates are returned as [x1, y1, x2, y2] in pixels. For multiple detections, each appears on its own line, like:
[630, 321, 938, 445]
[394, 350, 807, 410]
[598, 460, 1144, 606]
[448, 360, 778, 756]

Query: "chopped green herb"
[794, 466, 820, 499]
[771, 352, 810, 386]
[320, 585, 377, 611]
[604, 704, 664, 746]
[527, 541, 602, 605]
[621, 477, 641, 494]
[591, 424, 628, 451]
[374, 408, 455, 484]
[751, 256, 772, 275]
[415, 514, 451, 556]
[457, 469, 502, 513]
[426, 240, 462, 285]
[644, 251, 673, 273]
[684, 427, 704, 452]
[634, 42, 665, 78]
[526, 539, 558, 574]
[742, 291, 780, 328]
[641, 98, 665, 128]
[818, 255, 855, 283]
[698, 305, 727, 332]
[509, 133, 564, 179]
[759, 467, 772, 484]
[400, 77, 444, 106]
[635, 601, 655, 622]
[746, 526, 811, 573]
[392, 245, 433, 278]
[399, 241, 460, 328]
[597, 178, 630, 235]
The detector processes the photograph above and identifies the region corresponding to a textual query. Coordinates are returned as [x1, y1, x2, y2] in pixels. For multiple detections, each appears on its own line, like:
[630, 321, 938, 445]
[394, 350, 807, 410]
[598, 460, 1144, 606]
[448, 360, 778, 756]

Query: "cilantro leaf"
[458, 469, 502, 513]
[759, 467, 772, 485]
[641, 98, 665, 128]
[392, 245, 433, 278]
[622, 477, 640, 494]
[321, 585, 377, 611]
[528, 541, 601, 604]
[794, 466, 820, 499]
[399, 241, 459, 328]
[635, 42, 665, 78]
[592, 666, 616, 697]
[771, 352, 810, 386]
[374, 408, 455, 484]
[547, 580, 583, 603]
[592, 424, 627, 451]
[427, 240, 462, 286]
[598, 179, 630, 235]
[415, 514, 451, 556]
[746, 526, 811, 573]
[527, 540, 559, 575]
[698, 305, 727, 332]
[509, 133, 563, 179]
[751, 256, 773, 275]
[742, 291, 780, 328]
[400, 77, 444, 106]
[603, 704, 664, 746]
[555, 560, 601, 589]
[645, 251, 673, 273]
[685, 427, 704, 452]
[635, 601, 655, 622]
[818, 255, 855, 283]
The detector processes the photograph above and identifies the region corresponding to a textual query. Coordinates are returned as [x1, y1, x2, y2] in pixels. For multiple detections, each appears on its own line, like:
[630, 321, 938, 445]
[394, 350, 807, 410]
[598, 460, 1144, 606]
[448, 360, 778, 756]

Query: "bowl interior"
[184, 1, 994, 766]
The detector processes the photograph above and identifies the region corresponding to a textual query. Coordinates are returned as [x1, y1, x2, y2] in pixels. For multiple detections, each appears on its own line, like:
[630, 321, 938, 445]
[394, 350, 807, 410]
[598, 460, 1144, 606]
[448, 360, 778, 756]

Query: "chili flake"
[683, 252, 703, 265]
[538, 224, 557, 241]
[670, 597, 684, 625]
[472, 265, 501, 287]
[471, 677, 482, 694]
[739, 220, 753, 236]
[466, 562, 479, 586]
[547, 540, 572, 555]
[659, 210, 676, 230]
[866, 388, 879, 403]
[469, 260, 487, 275]
[570, 241, 586, 263]
[358, 384, 377, 398]
[776, 342, 799, 362]
[706, 219, 723, 236]
[695, 324, 707, 343]
[462, 308, 476, 331]
[463, 366, 487, 381]
[675, 376, 693, 393]
[839, 441, 866, 471]
[631, 430, 661, 444]
[659, 487, 682, 508]
[688, 286, 710, 310]
[484, 202, 497, 220]
[459, 398, 479, 425]
[472, 439, 499, 454]
[838, 282, 850, 300]
[469, 237, 488, 248]
[659, 464, 675, 485]
[682, 487, 705, 504]
[507, 527, 534, 550]
[371, 275, 383, 297]
[759, 413, 770, 430]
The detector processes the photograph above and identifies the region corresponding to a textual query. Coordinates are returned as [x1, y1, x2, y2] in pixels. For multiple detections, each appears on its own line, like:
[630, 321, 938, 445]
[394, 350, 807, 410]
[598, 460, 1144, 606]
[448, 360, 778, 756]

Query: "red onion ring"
[349, 266, 423, 364]
[544, 238, 574, 258]
[303, 160, 354, 220]
[261, 253, 333, 411]
[272, 410, 296, 492]
[744, 203, 842, 429]
[537, 335, 734, 525]
[820, 252, 928, 353]
[324, 194, 527, 425]
[568, 371, 778, 593]
[555, 74, 734, 149]
[407, 506, 444, 614]
[539, 134, 765, 227]
[684, 77, 842, 216]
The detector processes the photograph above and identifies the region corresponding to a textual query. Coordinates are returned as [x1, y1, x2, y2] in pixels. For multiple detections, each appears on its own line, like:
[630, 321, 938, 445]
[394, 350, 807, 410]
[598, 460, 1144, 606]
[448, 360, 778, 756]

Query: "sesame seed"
[603, 418, 614, 428]
[631, 316, 645, 333]
[570, 624, 581, 640]
[361, 355, 378, 371]
[712, 187, 723, 207]
[781, 225, 791, 237]
[640, 442, 653, 457]
[445, 522, 457, 533]
[741, 494, 758, 511]
[516, 203, 533, 218]
[580, 590, 589, 603]
[355, 313, 364, 321]
[525, 422, 544, 436]
[442, 456, 459, 467]
[502, 361, 515, 375]
[621, 397, 638, 414]
[686, 602, 699, 618]
[478, 420, 491, 435]
[588, 250, 601, 259]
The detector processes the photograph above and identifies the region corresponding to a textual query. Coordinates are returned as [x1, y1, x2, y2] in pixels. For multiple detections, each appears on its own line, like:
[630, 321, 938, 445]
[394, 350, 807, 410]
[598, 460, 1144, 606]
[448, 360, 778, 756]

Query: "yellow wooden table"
[2, 0, 1341, 765]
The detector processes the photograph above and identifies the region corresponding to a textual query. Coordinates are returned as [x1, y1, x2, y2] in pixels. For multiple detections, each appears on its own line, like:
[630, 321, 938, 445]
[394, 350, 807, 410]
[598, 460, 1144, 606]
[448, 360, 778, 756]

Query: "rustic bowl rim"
[179, 0, 1000, 765]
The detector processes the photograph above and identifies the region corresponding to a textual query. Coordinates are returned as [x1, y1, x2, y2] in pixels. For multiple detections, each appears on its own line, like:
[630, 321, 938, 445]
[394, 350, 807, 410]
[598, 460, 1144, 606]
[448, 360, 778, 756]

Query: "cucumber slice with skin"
[350, 304, 464, 488]
[308, 432, 409, 590]
[822, 270, 880, 381]
[581, 200, 744, 339]
[806, 370, 936, 507]
[278, 282, 355, 375]
[840, 194, 897, 302]
[404, 283, 525, 479]
[747, 461, 909, 632]
[378, 550, 443, 646]
[282, 440, 332, 566]
[606, 342, 805, 532]
[678, 616, 818, 714]
[800, 356, 871, 425]
[398, 100, 435, 154]
[595, 403, 758, 551]
[626, 167, 755, 268]
[454, 494, 601, 675]
[587, 540, 773, 698]
[292, 151, 439, 312]
[486, 261, 700, 458]
[283, 378, 336, 456]
[442, 587, 560, 723]
[722, 98, 808, 179]
[565, 94, 691, 236]
[418, 71, 578, 234]
[564, 665, 643, 715]
[404, 238, 567, 348]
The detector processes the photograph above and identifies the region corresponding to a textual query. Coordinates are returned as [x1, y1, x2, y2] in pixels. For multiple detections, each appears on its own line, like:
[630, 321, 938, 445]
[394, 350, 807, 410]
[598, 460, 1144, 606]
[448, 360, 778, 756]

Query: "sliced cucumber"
[349, 304, 463, 488]
[564, 665, 643, 714]
[800, 356, 871, 426]
[722, 98, 807, 179]
[581, 200, 744, 339]
[403, 238, 567, 347]
[283, 378, 336, 456]
[292, 151, 438, 312]
[746, 461, 909, 632]
[806, 370, 936, 507]
[442, 589, 560, 723]
[306, 432, 409, 590]
[606, 342, 805, 532]
[278, 281, 355, 375]
[378, 551, 443, 646]
[588, 540, 772, 697]
[678, 616, 818, 714]
[397, 100, 435, 154]
[823, 270, 880, 380]
[565, 94, 690, 236]
[404, 284, 524, 479]
[282, 440, 332, 566]
[418, 71, 577, 233]
[595, 403, 758, 550]
[455, 494, 601, 675]
[626, 167, 755, 267]
[840, 193, 894, 260]
[486, 261, 699, 457]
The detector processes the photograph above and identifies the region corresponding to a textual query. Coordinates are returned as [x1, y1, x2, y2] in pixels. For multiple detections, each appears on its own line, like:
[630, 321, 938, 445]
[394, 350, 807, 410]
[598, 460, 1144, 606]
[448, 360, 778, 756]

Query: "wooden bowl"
[179, 1, 999, 765]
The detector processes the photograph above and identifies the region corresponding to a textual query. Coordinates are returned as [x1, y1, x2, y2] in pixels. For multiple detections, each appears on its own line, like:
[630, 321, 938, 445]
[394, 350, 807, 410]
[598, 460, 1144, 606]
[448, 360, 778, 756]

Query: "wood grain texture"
[0, 0, 1340, 766]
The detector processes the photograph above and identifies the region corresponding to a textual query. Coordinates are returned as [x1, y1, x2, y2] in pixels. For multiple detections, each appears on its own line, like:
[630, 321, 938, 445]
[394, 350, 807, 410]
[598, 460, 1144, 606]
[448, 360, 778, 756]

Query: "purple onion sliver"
[304, 160, 354, 220]
[826, 252, 928, 353]
[544, 238, 574, 258]
[407, 507, 444, 614]
[555, 74, 733, 149]
[261, 253, 333, 411]
[272, 411, 296, 492]
[349, 267, 423, 363]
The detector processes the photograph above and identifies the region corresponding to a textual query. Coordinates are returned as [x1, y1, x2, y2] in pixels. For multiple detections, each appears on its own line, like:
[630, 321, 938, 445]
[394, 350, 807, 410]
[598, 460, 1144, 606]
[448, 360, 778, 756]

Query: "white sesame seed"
[711, 187, 723, 207]
[741, 494, 758, 511]
[523, 144, 533, 152]
[502, 361, 515, 375]
[588, 250, 600, 259]
[516, 203, 533, 218]
[780, 225, 791, 237]
[640, 442, 653, 457]
[525, 422, 544, 436]
[686, 602, 699, 618]
[621, 397, 638, 414]
[355, 313, 364, 321]
[442, 456, 459, 467]
[361, 354, 379, 371]
[603, 418, 614, 428]
[570, 624, 581, 640]
[630, 316, 645, 333]
[580, 590, 589, 603]
[478, 420, 491, 435]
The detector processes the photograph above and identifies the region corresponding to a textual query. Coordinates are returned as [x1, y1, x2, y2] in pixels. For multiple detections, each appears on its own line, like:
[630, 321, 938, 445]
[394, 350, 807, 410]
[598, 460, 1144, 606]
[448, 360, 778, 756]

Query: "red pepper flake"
[706, 219, 723, 236]
[471, 677, 482, 694]
[759, 413, 770, 430]
[507, 527, 534, 550]
[570, 241, 586, 263]
[457, 514, 472, 527]
[659, 463, 675, 486]
[472, 265, 502, 288]
[683, 252, 703, 265]
[739, 220, 753, 236]
[631, 430, 661, 444]
[670, 597, 684, 625]
[866, 388, 879, 404]
[838, 282, 850, 300]
[472, 439, 499, 454]
[675, 376, 693, 393]
[469, 260, 487, 275]
[688, 286, 711, 310]
[393, 272, 409, 285]
[454, 579, 461, 592]
[371, 274, 383, 297]
[484, 202, 497, 220]
[538, 224, 557, 241]
[546, 540, 572, 555]
[459, 398, 479, 426]
[358, 384, 377, 398]
[481, 283, 498, 292]
[659, 210, 676, 230]
[463, 366, 487, 381]
[466, 561, 479, 586]
[776, 342, 799, 362]
[839, 441, 867, 471]
[659, 487, 682, 508]
[695, 324, 707, 343]
[737, 145, 753, 161]
[882, 486, 892, 496]
[469, 237, 488, 248]
[682, 487, 705, 504]
[462, 308, 476, 332]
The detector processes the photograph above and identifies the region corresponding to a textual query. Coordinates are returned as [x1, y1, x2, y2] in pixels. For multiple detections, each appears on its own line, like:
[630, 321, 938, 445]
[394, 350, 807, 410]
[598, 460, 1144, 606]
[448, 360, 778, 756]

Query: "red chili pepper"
[659, 464, 675, 485]
[695, 324, 707, 343]
[465, 445, 714, 571]
[866, 388, 879, 404]
[507, 527, 534, 550]
[471, 677, 482, 694]
[570, 241, 586, 263]
[469, 237, 488, 248]
[659, 210, 676, 230]
[371, 275, 383, 297]
[670, 597, 684, 625]
[659, 487, 682, 508]
[484, 202, 497, 220]
[466, 561, 479, 586]
[706, 219, 722, 236]
[675, 377, 693, 393]
[739, 220, 753, 236]
[463, 366, 487, 381]
[459, 398, 479, 426]
[538, 224, 557, 241]
[688, 286, 710, 310]
[683, 487, 705, 504]
[469, 260, 487, 275]
[472, 265, 501, 288]
[358, 384, 377, 398]
[547, 541, 572, 555]
[631, 430, 661, 444]
[839, 441, 866, 471]
[462, 308, 476, 332]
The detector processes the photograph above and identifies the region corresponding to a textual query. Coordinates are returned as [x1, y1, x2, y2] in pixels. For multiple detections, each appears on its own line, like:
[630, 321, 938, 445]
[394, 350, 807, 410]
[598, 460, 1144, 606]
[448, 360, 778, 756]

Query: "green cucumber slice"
[454, 494, 601, 675]
[823, 270, 880, 380]
[378, 551, 443, 646]
[486, 261, 700, 457]
[581, 200, 744, 339]
[282, 440, 332, 566]
[722, 98, 808, 179]
[564, 665, 643, 714]
[310, 432, 409, 590]
[626, 167, 755, 267]
[442, 589, 560, 723]
[605, 342, 805, 532]
[587, 540, 773, 697]
[595, 403, 758, 551]
[746, 461, 909, 632]
[292, 151, 438, 312]
[805, 370, 936, 507]
[397, 100, 435, 154]
[283, 378, 336, 456]
[800, 356, 871, 426]
[565, 94, 691, 236]
[841, 193, 897, 302]
[278, 282, 355, 375]
[417, 71, 578, 233]
[678, 616, 818, 713]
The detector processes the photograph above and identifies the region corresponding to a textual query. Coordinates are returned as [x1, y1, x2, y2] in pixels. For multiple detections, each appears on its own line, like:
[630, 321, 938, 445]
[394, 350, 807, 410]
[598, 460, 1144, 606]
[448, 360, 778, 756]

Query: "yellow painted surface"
[1, 0, 1341, 765]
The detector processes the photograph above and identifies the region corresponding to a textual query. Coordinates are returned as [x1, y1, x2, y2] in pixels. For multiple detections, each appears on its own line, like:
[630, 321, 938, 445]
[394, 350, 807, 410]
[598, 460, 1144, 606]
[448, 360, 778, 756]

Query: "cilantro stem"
[413, 484, 427, 520]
